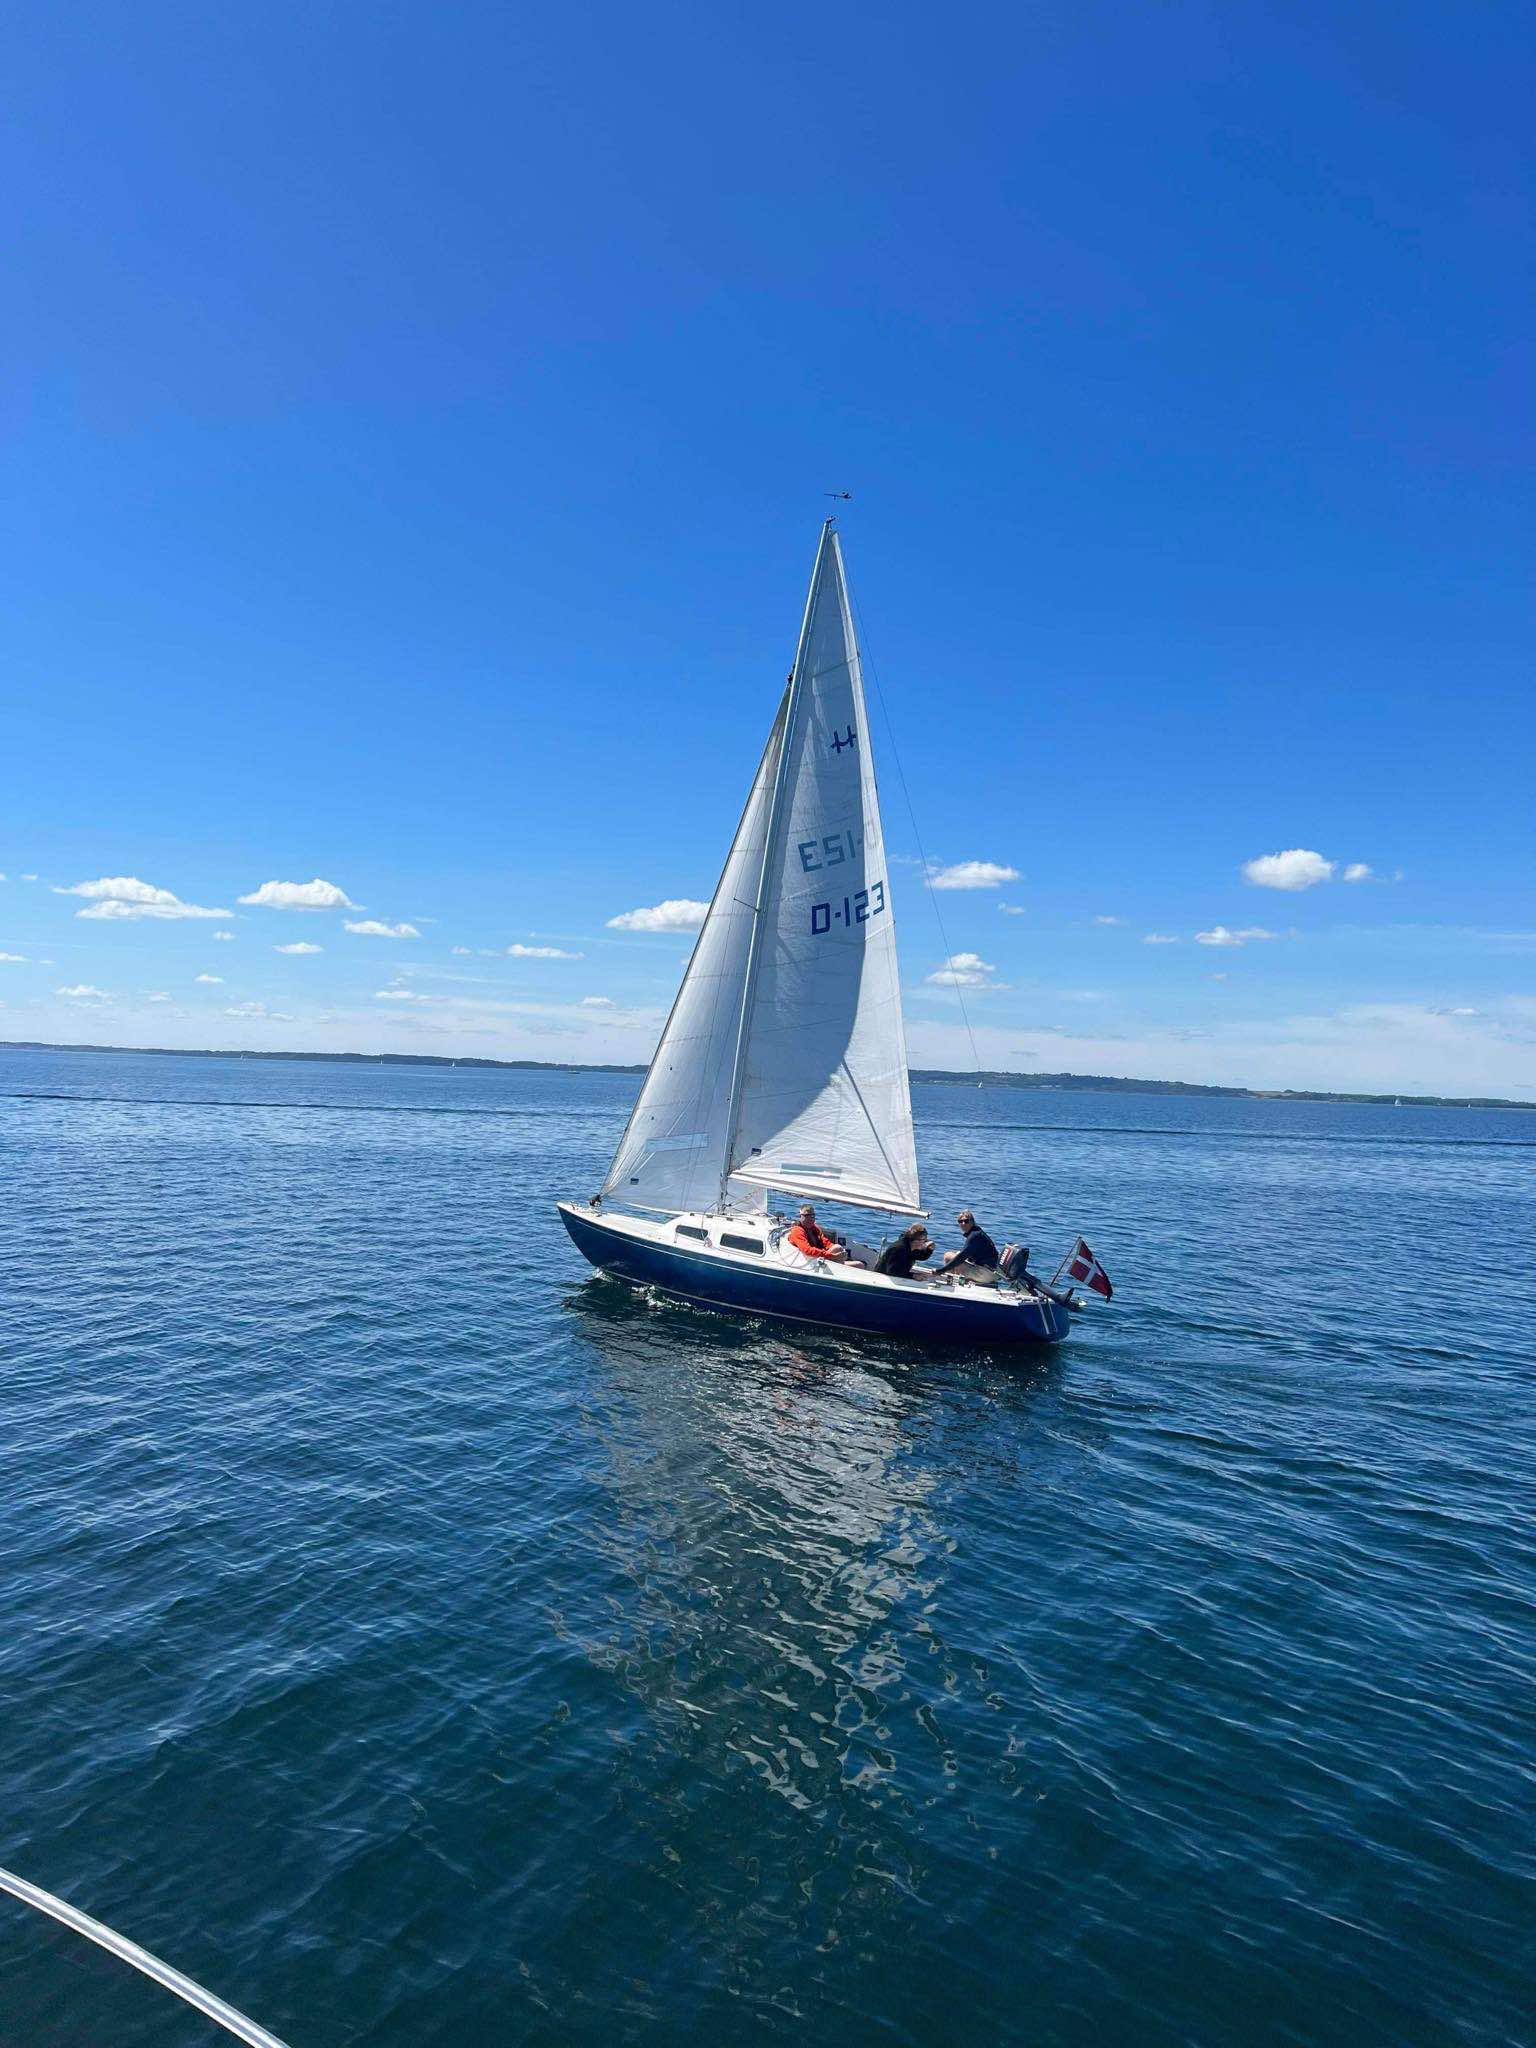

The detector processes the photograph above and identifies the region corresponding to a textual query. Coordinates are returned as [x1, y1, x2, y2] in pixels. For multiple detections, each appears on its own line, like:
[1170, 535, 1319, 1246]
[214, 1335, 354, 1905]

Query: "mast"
[717, 518, 834, 1209]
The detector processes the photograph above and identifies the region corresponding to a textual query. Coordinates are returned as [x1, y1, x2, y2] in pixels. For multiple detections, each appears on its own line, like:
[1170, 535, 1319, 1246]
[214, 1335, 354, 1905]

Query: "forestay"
[725, 527, 920, 1214]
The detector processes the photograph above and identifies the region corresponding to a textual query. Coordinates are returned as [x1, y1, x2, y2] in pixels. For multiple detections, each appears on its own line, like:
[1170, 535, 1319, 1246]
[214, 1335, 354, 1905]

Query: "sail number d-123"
[811, 880, 885, 934]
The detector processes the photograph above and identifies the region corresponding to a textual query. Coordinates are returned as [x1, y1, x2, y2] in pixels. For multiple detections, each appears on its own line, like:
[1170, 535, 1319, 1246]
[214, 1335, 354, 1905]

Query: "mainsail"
[601, 523, 920, 1216]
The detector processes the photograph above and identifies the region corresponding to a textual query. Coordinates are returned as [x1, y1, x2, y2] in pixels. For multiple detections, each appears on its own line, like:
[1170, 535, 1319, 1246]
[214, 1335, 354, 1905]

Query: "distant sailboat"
[557, 521, 1071, 1345]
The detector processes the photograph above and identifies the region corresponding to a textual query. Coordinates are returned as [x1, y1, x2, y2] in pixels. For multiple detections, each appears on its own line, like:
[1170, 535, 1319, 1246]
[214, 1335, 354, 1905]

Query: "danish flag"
[1062, 1237, 1113, 1300]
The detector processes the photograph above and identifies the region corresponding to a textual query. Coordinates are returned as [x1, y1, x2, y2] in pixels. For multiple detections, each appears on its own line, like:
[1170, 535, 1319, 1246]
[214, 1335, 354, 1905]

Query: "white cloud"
[901, 996, 1536, 1098]
[344, 919, 421, 938]
[238, 878, 356, 911]
[506, 943, 582, 959]
[212, 930, 234, 942]
[927, 860, 1020, 891]
[225, 1001, 294, 1021]
[1242, 849, 1335, 891]
[57, 876, 232, 920]
[374, 987, 430, 1001]
[1195, 925, 1278, 947]
[194, 974, 224, 985]
[451, 946, 472, 956]
[145, 991, 172, 1003]
[580, 995, 615, 1007]
[608, 899, 710, 933]
[57, 984, 111, 1000]
[21, 873, 37, 882]
[1093, 915, 1124, 926]
[926, 950, 1007, 988]
[76, 897, 196, 922]
[997, 902, 1026, 916]
[12, 979, 667, 1061]
[0, 952, 27, 963]
[1343, 863, 1373, 883]
[51, 975, 1536, 1096]
[1143, 933, 1181, 945]
[275, 942, 323, 955]
[59, 877, 173, 903]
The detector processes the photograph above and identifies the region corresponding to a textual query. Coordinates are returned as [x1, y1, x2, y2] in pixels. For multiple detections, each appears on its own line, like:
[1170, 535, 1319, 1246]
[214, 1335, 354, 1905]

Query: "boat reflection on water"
[484, 1279, 1076, 2025]
[562, 1273, 947, 1575]
[564, 1268, 1062, 1412]
[556, 1271, 1060, 1776]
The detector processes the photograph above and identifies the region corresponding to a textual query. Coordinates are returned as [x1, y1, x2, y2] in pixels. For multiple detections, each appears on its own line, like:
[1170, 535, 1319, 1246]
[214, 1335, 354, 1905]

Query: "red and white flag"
[1059, 1237, 1113, 1299]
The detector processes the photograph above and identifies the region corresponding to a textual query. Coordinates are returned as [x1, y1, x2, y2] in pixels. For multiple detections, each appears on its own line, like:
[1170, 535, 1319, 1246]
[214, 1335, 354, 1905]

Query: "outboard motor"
[1001, 1243, 1074, 1308]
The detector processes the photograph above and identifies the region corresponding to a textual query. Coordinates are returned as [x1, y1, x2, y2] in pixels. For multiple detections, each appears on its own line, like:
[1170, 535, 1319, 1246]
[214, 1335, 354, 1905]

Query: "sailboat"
[557, 521, 1072, 1347]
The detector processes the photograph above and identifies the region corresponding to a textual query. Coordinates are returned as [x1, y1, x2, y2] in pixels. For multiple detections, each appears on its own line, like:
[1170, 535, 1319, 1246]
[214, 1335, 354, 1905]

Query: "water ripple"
[0, 1050, 1530, 2046]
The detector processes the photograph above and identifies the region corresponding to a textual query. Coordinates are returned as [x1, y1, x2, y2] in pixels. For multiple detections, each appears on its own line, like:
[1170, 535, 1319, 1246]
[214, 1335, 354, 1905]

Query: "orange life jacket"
[788, 1220, 836, 1258]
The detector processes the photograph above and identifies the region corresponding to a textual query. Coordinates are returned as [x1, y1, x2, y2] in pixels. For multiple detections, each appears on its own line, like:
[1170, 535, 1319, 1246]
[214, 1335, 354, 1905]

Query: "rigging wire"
[844, 540, 985, 1082]
[0, 1863, 294, 2047]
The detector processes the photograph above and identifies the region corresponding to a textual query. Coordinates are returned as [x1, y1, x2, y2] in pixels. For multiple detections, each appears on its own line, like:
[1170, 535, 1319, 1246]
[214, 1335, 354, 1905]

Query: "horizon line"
[1, 1038, 1530, 1113]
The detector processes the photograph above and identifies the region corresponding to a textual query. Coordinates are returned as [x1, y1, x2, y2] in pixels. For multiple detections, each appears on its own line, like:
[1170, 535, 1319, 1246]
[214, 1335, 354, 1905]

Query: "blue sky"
[3, 1, 1531, 1093]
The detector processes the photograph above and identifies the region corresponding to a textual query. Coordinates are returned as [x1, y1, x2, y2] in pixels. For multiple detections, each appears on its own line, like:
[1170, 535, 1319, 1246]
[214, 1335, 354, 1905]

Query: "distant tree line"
[4, 1041, 1528, 1113]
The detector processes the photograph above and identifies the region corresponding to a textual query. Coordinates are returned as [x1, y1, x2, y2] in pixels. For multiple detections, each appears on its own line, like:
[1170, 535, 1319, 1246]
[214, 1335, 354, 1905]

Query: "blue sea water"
[1, 1046, 1531, 2047]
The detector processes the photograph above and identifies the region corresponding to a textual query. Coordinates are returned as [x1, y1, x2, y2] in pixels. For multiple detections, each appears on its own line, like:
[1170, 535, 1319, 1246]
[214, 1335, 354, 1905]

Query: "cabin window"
[675, 1224, 708, 1242]
[720, 1233, 764, 1255]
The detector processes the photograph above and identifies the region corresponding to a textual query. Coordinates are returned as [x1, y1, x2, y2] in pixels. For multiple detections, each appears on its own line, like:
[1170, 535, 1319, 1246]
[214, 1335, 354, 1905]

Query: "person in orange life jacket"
[787, 1204, 849, 1262]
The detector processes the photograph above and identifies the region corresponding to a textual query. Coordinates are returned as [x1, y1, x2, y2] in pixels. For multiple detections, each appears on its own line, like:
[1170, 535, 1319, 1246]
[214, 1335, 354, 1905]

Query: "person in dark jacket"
[936, 1210, 1000, 1284]
[874, 1223, 935, 1280]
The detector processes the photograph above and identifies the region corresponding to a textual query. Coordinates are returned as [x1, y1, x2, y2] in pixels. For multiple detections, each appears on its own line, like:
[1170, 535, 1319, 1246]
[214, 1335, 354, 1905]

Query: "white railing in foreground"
[0, 1863, 293, 2047]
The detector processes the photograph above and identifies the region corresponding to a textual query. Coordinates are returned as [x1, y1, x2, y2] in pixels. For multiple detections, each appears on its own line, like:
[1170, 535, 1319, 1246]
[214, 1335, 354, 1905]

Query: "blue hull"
[557, 1205, 1070, 1348]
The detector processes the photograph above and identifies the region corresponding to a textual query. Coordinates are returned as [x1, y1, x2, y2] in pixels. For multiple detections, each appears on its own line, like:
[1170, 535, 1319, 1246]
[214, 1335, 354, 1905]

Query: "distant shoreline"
[3, 1038, 1529, 1113]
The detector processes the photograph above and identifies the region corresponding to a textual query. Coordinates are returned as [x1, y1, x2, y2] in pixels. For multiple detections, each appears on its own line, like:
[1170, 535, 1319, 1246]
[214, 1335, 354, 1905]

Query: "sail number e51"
[797, 828, 872, 872]
[811, 880, 885, 934]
